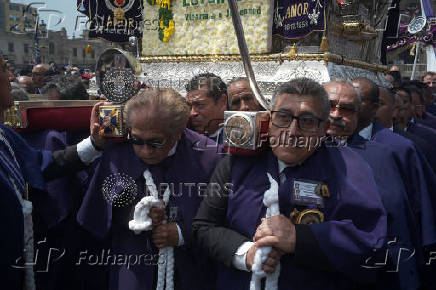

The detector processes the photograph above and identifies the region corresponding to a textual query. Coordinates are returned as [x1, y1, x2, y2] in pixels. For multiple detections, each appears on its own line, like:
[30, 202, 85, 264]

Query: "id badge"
[291, 179, 326, 208]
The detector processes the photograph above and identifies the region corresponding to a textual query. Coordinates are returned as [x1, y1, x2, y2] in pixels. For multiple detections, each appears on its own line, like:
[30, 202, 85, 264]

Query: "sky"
[11, 0, 86, 38]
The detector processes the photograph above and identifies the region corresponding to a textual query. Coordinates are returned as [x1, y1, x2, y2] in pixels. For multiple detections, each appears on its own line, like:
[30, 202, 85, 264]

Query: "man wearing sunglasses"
[31, 64, 49, 94]
[193, 78, 387, 290]
[325, 80, 421, 290]
[77, 88, 221, 290]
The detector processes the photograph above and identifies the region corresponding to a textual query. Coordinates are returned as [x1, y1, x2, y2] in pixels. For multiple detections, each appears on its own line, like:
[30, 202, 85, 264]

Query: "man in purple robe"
[404, 80, 436, 128]
[186, 73, 228, 144]
[0, 54, 107, 290]
[325, 80, 420, 289]
[352, 78, 436, 289]
[77, 88, 221, 290]
[193, 78, 387, 290]
[21, 128, 90, 290]
[381, 88, 436, 173]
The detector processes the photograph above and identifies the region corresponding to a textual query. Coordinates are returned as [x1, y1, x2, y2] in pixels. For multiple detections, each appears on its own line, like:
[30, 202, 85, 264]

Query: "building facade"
[0, 0, 109, 70]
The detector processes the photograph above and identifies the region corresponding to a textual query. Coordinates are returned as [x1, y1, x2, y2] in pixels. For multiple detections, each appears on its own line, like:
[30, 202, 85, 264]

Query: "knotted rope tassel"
[250, 173, 280, 290]
[129, 169, 174, 290]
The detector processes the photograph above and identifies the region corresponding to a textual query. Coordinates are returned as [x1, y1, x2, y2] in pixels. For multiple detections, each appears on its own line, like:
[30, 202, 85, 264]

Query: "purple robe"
[417, 112, 436, 129]
[394, 127, 436, 174]
[348, 135, 420, 289]
[407, 121, 436, 146]
[216, 145, 387, 290]
[371, 121, 436, 247]
[426, 104, 436, 116]
[77, 129, 221, 290]
[0, 124, 51, 290]
[21, 129, 90, 290]
[23, 129, 89, 228]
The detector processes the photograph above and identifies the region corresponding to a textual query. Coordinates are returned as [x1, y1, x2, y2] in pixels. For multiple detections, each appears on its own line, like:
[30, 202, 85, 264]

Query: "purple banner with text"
[273, 0, 326, 39]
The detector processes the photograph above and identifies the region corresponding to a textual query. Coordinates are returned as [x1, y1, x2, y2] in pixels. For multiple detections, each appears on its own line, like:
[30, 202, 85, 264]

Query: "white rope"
[128, 169, 174, 290]
[1, 129, 36, 290]
[10, 178, 36, 290]
[250, 173, 280, 290]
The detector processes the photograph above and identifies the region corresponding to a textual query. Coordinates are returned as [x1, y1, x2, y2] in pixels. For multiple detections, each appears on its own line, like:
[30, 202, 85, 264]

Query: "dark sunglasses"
[127, 131, 167, 149]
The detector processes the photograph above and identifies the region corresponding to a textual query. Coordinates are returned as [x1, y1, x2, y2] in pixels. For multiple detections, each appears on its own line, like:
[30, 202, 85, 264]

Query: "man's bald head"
[17, 76, 33, 93]
[32, 63, 49, 89]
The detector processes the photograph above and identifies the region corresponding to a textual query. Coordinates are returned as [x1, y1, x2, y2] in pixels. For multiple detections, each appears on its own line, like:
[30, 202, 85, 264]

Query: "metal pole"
[411, 41, 421, 80]
[411, 0, 426, 80]
[34, 14, 41, 64]
[227, 0, 271, 110]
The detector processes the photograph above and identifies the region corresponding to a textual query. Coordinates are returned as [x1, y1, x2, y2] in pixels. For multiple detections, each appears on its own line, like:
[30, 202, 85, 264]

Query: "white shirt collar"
[277, 159, 298, 174]
[358, 123, 373, 140]
[168, 141, 178, 157]
[208, 127, 222, 139]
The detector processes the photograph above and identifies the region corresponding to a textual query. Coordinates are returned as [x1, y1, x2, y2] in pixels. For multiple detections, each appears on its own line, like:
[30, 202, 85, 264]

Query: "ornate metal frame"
[139, 52, 388, 73]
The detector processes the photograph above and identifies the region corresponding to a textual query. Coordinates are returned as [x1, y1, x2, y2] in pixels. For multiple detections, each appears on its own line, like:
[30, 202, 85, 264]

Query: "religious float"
[2, 3, 395, 289]
[5, 0, 391, 139]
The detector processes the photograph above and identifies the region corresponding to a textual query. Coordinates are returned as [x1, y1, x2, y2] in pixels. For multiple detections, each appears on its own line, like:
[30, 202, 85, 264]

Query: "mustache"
[329, 117, 346, 128]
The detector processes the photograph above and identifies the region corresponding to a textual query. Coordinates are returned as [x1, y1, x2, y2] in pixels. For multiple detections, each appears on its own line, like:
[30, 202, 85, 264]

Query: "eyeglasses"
[32, 72, 44, 77]
[329, 100, 358, 115]
[127, 131, 167, 149]
[270, 110, 324, 132]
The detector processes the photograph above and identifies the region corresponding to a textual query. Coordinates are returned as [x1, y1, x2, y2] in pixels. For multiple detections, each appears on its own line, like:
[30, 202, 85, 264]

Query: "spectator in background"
[17, 66, 33, 77]
[71, 67, 81, 77]
[422, 72, 436, 116]
[48, 61, 59, 76]
[17, 76, 34, 94]
[389, 71, 402, 89]
[42, 75, 89, 100]
[422, 71, 436, 91]
[227, 77, 262, 111]
[390, 65, 400, 72]
[185, 72, 228, 143]
[81, 73, 92, 90]
[10, 83, 29, 101]
[32, 63, 50, 94]
[6, 62, 15, 82]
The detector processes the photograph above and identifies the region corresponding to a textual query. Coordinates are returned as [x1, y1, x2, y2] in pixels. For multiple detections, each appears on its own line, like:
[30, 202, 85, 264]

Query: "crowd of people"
[6, 61, 94, 102]
[1, 52, 436, 290]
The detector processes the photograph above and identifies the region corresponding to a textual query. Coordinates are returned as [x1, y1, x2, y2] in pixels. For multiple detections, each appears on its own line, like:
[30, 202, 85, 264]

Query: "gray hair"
[11, 82, 29, 101]
[324, 79, 362, 111]
[272, 78, 330, 119]
[125, 88, 190, 136]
